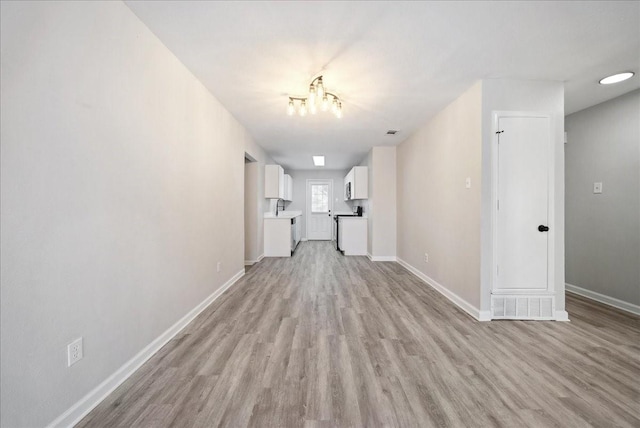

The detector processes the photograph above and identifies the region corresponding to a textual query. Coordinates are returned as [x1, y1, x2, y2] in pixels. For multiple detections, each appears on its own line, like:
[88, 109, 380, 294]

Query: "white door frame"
[306, 179, 333, 240]
[491, 111, 555, 296]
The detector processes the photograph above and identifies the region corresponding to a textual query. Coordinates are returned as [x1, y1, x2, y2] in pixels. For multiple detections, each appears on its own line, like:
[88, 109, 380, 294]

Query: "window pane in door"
[311, 184, 329, 213]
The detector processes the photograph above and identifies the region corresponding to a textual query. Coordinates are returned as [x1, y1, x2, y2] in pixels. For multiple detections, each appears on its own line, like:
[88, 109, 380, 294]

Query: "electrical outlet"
[425, 253, 429, 263]
[465, 177, 471, 189]
[67, 337, 83, 367]
[217, 262, 221, 272]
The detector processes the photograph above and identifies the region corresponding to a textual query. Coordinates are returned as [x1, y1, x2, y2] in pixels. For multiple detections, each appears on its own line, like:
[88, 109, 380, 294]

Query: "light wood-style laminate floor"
[78, 241, 640, 427]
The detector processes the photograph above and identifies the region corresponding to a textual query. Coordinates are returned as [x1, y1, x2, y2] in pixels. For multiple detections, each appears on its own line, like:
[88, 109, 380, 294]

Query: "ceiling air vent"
[386, 130, 399, 135]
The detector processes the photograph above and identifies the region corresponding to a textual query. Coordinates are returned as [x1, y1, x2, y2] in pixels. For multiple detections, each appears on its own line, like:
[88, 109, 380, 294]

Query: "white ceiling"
[126, 1, 640, 170]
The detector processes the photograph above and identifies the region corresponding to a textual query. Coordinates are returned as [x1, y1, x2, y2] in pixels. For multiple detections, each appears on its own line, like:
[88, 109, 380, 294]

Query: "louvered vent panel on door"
[505, 298, 516, 317]
[494, 297, 505, 316]
[541, 298, 553, 318]
[491, 295, 555, 320]
[530, 298, 541, 318]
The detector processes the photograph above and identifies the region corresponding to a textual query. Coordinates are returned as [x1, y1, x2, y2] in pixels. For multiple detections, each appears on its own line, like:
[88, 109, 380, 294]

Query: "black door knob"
[538, 225, 549, 232]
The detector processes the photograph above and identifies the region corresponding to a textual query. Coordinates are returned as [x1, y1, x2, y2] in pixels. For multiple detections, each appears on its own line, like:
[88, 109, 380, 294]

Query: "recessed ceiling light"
[312, 155, 325, 167]
[599, 72, 634, 85]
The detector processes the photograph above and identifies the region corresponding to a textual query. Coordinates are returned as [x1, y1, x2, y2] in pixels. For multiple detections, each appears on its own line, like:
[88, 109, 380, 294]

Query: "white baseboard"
[566, 283, 640, 316]
[396, 258, 487, 322]
[478, 310, 492, 321]
[367, 254, 397, 262]
[555, 310, 570, 322]
[245, 254, 264, 266]
[301, 238, 308, 242]
[46, 269, 246, 428]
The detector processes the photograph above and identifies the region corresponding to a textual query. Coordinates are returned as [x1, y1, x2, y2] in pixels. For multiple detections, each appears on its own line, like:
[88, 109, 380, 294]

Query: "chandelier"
[287, 76, 343, 118]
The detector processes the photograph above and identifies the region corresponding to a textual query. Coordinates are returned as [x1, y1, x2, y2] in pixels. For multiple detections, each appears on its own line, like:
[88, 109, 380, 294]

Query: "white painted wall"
[357, 147, 397, 259]
[0, 2, 257, 426]
[480, 79, 565, 314]
[287, 169, 351, 240]
[359, 151, 374, 255]
[370, 147, 397, 259]
[565, 90, 639, 306]
[397, 82, 483, 309]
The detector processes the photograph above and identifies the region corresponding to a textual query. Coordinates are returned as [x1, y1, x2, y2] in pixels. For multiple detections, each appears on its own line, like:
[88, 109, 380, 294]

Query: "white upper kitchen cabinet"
[344, 166, 368, 200]
[265, 166, 293, 200]
[265, 165, 285, 199]
[283, 174, 293, 201]
[344, 169, 353, 200]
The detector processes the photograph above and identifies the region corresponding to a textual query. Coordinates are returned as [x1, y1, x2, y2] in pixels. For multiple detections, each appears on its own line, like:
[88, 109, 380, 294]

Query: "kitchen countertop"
[264, 210, 302, 219]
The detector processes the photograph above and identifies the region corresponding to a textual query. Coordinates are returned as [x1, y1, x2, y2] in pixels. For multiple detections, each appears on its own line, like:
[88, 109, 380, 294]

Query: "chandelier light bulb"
[287, 99, 295, 115]
[316, 77, 324, 98]
[299, 100, 307, 116]
[331, 97, 338, 113]
[309, 102, 317, 114]
[321, 95, 329, 111]
[308, 84, 316, 105]
[336, 101, 343, 118]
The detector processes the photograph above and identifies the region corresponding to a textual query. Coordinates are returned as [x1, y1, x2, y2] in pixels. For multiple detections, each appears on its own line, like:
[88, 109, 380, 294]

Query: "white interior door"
[495, 115, 551, 291]
[307, 180, 333, 240]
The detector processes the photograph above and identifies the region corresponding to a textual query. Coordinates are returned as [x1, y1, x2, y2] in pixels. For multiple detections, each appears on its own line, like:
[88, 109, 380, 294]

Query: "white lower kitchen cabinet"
[264, 211, 302, 257]
[338, 217, 367, 256]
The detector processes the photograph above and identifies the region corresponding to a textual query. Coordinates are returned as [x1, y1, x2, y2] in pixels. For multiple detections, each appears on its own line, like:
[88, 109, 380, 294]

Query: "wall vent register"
[491, 295, 554, 320]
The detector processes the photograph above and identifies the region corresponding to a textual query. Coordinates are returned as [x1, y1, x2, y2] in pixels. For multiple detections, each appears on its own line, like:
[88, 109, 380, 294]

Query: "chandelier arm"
[289, 94, 340, 102]
[323, 91, 341, 102]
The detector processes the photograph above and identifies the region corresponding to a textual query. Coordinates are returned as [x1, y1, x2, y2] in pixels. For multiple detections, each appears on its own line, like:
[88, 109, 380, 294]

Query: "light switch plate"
[593, 182, 603, 194]
[465, 177, 471, 189]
